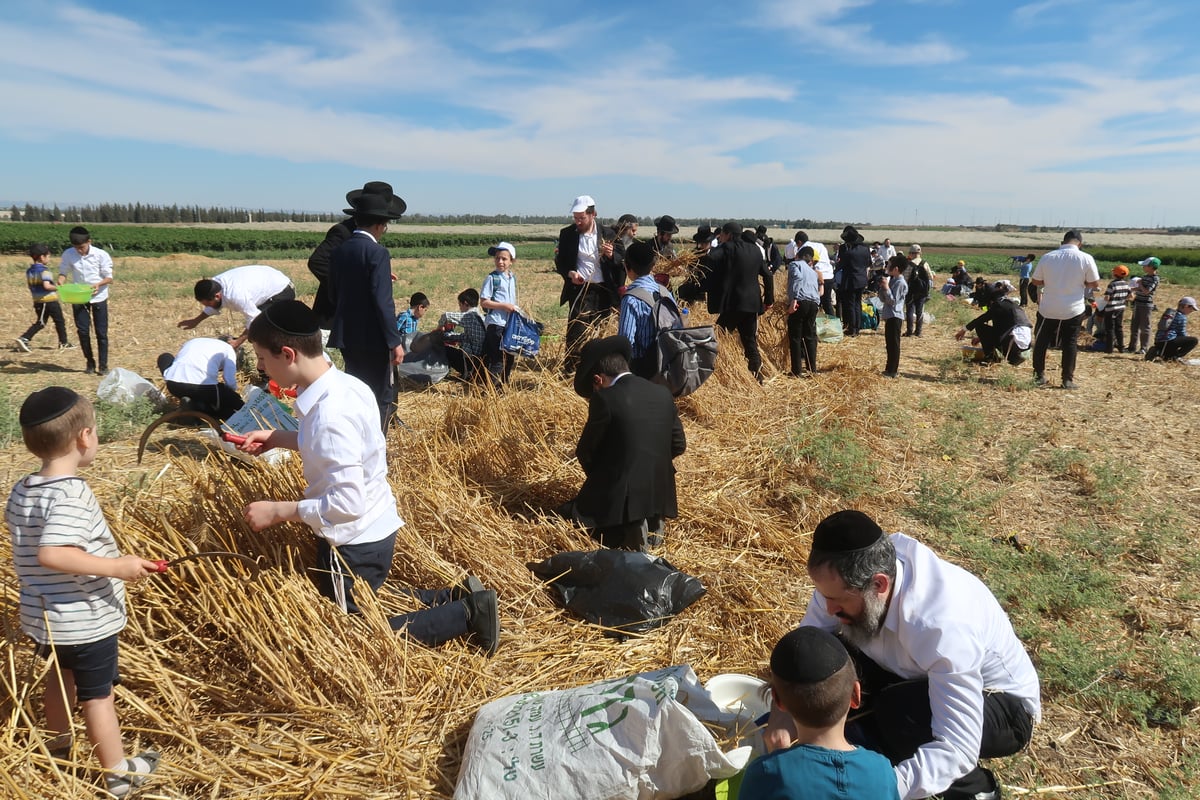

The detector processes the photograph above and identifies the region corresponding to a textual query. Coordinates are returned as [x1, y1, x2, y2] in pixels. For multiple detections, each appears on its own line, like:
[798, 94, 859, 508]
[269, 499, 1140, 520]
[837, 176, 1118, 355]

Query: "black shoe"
[464, 590, 499, 656]
[1033, 373, 1048, 386]
[881, 371, 898, 379]
[1062, 380, 1078, 390]
[85, 364, 97, 375]
[452, 574, 485, 602]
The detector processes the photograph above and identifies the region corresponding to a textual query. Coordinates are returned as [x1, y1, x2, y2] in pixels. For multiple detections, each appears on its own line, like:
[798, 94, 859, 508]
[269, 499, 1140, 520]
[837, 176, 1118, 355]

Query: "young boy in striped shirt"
[1102, 265, 1132, 353]
[7, 387, 161, 796]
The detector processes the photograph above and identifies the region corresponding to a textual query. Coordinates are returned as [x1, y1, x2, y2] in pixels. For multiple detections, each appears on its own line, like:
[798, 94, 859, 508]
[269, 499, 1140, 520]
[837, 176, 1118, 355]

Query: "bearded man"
[766, 511, 1040, 800]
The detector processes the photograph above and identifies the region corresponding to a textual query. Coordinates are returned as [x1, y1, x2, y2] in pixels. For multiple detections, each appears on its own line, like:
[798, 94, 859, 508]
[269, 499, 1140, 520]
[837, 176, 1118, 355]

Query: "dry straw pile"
[1, 309, 884, 798]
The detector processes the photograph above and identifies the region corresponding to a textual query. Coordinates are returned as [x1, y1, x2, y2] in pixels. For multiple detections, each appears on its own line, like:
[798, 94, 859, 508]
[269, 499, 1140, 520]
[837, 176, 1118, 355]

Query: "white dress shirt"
[59, 245, 114, 302]
[576, 228, 603, 283]
[163, 338, 239, 388]
[294, 367, 403, 546]
[1031, 244, 1100, 320]
[204, 264, 293, 325]
[801, 534, 1041, 800]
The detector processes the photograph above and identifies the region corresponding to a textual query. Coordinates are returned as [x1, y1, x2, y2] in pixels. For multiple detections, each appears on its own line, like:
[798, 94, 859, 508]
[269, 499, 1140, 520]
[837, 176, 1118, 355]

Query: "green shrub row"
[0, 223, 553, 256]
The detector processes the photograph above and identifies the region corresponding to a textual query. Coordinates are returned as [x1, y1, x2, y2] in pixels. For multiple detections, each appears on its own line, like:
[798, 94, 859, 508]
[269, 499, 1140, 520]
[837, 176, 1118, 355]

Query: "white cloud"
[760, 0, 966, 66]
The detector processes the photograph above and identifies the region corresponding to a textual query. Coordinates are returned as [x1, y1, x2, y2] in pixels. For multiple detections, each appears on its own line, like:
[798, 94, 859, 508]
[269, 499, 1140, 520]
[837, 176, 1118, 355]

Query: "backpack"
[909, 260, 932, 297]
[626, 287, 718, 398]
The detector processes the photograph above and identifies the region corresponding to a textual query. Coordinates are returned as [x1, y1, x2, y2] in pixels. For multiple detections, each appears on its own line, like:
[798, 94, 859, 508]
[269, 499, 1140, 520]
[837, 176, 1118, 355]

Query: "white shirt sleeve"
[294, 408, 369, 532]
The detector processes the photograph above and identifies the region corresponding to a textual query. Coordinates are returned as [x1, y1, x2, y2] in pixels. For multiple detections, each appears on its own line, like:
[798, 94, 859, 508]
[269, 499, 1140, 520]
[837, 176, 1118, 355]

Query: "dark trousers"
[1104, 308, 1126, 352]
[165, 380, 244, 421]
[904, 295, 928, 335]
[838, 288, 863, 335]
[315, 533, 469, 647]
[257, 285, 295, 311]
[483, 323, 515, 383]
[564, 287, 615, 371]
[72, 300, 109, 370]
[974, 324, 1025, 365]
[22, 301, 68, 344]
[1019, 278, 1037, 306]
[1149, 336, 1199, 361]
[717, 310, 762, 375]
[884, 317, 901, 374]
[786, 300, 819, 375]
[821, 279, 835, 315]
[445, 347, 489, 391]
[1032, 312, 1083, 381]
[847, 648, 1034, 797]
[1129, 304, 1153, 352]
[340, 347, 394, 430]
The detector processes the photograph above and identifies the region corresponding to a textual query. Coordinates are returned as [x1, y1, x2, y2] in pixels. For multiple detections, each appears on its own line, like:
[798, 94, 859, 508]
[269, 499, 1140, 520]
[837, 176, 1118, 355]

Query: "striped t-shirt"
[1104, 279, 1131, 312]
[7, 475, 127, 645]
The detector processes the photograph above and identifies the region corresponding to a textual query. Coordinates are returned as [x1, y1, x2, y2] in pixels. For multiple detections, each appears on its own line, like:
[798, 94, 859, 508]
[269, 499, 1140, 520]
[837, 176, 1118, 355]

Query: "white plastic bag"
[454, 665, 748, 800]
[97, 367, 162, 405]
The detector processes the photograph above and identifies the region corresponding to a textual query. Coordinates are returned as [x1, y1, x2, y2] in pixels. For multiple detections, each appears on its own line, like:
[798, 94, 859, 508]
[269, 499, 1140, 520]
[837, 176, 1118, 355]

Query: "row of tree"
[4, 203, 848, 230]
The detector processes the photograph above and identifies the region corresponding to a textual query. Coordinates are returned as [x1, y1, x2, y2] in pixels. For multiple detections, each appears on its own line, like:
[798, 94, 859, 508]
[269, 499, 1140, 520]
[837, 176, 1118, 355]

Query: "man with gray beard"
[765, 510, 1040, 800]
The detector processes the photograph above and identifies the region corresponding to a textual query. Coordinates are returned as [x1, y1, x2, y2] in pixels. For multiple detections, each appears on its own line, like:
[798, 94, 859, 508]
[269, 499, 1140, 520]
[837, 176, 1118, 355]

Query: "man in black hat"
[326, 184, 408, 429]
[700, 222, 775, 381]
[308, 182, 401, 328]
[557, 336, 686, 551]
[836, 226, 871, 337]
[766, 510, 1040, 800]
[651, 215, 680, 259]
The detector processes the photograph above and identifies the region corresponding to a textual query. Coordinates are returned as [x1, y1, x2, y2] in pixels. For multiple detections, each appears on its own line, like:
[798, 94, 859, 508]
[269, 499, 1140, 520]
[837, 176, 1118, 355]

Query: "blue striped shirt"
[619, 275, 677, 358]
[7, 476, 127, 646]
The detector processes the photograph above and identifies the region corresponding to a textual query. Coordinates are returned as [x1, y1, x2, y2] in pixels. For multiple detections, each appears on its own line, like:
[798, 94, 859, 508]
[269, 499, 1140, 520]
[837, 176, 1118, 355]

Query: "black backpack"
[908, 260, 932, 297]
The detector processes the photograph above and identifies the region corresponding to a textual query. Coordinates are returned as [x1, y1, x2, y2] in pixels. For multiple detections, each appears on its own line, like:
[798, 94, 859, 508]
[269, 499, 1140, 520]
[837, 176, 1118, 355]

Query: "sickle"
[153, 551, 263, 581]
[136, 409, 223, 463]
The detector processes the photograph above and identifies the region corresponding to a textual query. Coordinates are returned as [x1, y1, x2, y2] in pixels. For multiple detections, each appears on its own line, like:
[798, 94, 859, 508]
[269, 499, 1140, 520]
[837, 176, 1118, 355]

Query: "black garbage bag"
[528, 550, 706, 637]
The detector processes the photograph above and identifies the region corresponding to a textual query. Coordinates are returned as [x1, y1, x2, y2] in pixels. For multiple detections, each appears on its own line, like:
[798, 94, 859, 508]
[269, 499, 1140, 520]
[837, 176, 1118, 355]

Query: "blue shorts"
[35, 633, 121, 702]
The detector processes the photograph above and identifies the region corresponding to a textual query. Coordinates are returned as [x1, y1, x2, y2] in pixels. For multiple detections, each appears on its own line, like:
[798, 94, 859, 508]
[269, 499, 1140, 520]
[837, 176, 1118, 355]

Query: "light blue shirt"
[619, 275, 677, 358]
[480, 270, 517, 327]
[787, 260, 821, 304]
[878, 275, 908, 321]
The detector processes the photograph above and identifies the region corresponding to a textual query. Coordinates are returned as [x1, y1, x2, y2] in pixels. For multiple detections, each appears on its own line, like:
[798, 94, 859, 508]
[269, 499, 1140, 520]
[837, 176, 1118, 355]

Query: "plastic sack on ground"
[454, 665, 749, 800]
[816, 315, 843, 344]
[528, 549, 705, 637]
[97, 368, 163, 405]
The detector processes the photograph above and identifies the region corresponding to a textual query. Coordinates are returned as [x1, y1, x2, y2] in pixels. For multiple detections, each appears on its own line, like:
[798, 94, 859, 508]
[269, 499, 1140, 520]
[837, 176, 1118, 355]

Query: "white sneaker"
[14, 337, 31, 353]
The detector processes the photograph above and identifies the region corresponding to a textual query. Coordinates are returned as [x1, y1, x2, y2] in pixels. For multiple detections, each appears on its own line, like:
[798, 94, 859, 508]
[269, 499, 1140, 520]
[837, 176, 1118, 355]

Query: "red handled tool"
[221, 432, 247, 445]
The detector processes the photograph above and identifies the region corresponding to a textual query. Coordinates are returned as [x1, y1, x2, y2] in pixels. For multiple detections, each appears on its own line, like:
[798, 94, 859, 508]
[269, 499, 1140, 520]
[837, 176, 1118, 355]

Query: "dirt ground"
[2, 248, 1199, 798]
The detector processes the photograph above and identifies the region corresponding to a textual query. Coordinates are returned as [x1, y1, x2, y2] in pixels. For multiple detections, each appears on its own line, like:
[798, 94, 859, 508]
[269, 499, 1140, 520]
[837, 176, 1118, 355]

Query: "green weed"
[782, 419, 873, 499]
[95, 397, 160, 444]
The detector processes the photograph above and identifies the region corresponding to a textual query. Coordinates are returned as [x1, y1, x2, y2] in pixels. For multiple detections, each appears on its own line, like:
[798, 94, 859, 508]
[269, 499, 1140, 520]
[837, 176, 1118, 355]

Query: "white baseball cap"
[1180, 296, 1198, 310]
[570, 195, 596, 214]
[488, 241, 516, 260]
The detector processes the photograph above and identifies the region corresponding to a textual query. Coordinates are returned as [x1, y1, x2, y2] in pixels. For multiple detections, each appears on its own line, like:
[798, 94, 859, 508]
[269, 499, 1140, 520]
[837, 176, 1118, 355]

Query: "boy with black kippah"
[238, 300, 500, 655]
[7, 386, 161, 796]
[741, 626, 899, 799]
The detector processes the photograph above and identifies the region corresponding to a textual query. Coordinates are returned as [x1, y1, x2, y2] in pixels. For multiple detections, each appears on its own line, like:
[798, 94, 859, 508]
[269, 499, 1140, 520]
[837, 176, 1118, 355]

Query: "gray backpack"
[626, 287, 718, 398]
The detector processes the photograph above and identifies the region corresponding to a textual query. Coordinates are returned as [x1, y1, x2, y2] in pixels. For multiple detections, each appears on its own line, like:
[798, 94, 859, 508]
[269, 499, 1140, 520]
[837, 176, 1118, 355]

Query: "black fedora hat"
[573, 335, 632, 398]
[692, 224, 714, 243]
[654, 215, 679, 234]
[343, 181, 407, 218]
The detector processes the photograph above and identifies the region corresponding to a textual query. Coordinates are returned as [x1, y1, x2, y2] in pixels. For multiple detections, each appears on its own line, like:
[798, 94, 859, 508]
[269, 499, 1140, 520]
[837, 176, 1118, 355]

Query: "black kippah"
[262, 300, 320, 336]
[771, 627, 850, 684]
[19, 387, 81, 427]
[810, 510, 883, 555]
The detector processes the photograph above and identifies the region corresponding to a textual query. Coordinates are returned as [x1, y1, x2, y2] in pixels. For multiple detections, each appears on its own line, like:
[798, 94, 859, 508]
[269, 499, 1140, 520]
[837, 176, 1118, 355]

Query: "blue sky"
[1, 0, 1197, 227]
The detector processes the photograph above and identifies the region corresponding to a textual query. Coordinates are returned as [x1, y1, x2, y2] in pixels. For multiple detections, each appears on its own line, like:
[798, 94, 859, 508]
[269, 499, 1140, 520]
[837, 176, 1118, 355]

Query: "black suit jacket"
[308, 218, 356, 324]
[327, 232, 403, 352]
[574, 375, 686, 528]
[837, 242, 871, 290]
[555, 222, 623, 307]
[700, 238, 775, 316]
